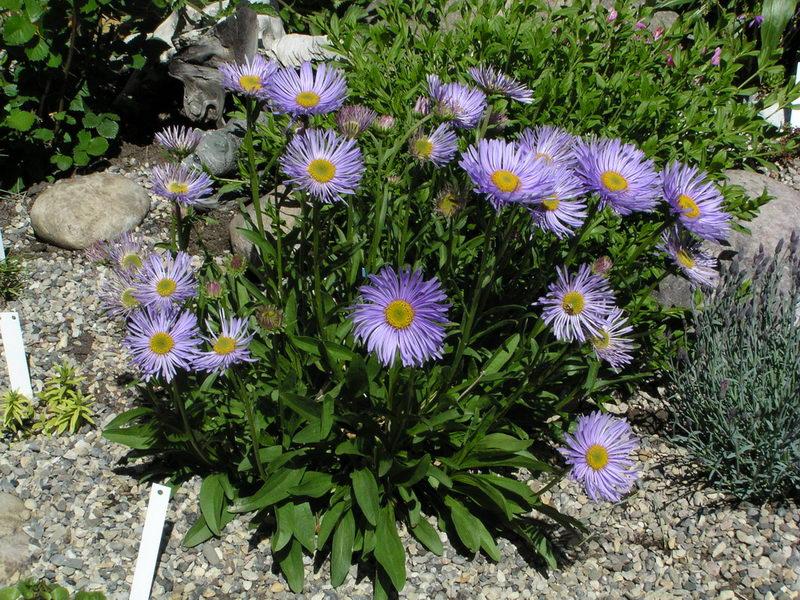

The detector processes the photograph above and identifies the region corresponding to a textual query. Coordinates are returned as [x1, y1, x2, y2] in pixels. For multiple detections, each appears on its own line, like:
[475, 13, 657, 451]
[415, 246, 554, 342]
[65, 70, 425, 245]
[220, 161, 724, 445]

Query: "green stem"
[171, 378, 212, 467]
[312, 203, 325, 335]
[563, 202, 600, 268]
[239, 377, 267, 482]
[368, 185, 391, 269]
[245, 100, 265, 237]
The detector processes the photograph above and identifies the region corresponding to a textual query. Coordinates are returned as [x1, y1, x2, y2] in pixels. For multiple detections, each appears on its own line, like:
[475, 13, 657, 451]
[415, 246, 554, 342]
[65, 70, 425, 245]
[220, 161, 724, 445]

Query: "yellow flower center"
[167, 181, 189, 195]
[307, 159, 337, 183]
[213, 336, 236, 355]
[384, 299, 415, 330]
[676, 249, 696, 269]
[437, 193, 460, 218]
[561, 291, 585, 316]
[296, 91, 321, 108]
[677, 194, 701, 219]
[600, 170, 629, 192]
[413, 138, 434, 158]
[534, 152, 553, 164]
[585, 444, 609, 470]
[120, 253, 143, 270]
[491, 169, 521, 193]
[591, 330, 611, 350]
[149, 332, 175, 355]
[156, 278, 177, 298]
[121, 288, 139, 309]
[542, 195, 560, 211]
[239, 74, 262, 93]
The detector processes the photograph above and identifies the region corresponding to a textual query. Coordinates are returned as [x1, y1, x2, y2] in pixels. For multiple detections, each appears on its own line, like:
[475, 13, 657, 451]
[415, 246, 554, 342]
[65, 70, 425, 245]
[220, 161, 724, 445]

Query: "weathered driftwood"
[168, 3, 259, 125]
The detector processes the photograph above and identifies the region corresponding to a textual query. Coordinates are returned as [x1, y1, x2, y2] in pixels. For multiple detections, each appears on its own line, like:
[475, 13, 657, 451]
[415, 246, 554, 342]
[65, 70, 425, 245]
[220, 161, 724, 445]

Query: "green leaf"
[473, 433, 531, 453]
[231, 468, 305, 513]
[5, 109, 36, 132]
[351, 469, 380, 526]
[86, 136, 109, 156]
[183, 515, 214, 547]
[444, 496, 480, 553]
[374, 505, 406, 591]
[277, 538, 305, 593]
[409, 518, 443, 555]
[317, 501, 345, 549]
[483, 333, 520, 375]
[292, 502, 316, 553]
[25, 37, 49, 61]
[290, 470, 333, 498]
[3, 15, 36, 45]
[96, 119, 119, 139]
[273, 503, 294, 552]
[199, 474, 226, 536]
[760, 0, 800, 67]
[51, 154, 72, 171]
[330, 509, 355, 586]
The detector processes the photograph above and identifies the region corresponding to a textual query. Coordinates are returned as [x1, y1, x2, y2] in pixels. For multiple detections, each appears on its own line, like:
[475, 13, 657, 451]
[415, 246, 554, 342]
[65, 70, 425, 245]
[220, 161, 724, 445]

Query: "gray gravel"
[1, 158, 799, 599]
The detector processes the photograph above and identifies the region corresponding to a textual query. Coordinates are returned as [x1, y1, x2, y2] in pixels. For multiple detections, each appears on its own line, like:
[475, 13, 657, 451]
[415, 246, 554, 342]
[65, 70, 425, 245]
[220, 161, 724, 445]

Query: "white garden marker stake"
[791, 62, 800, 128]
[0, 312, 33, 399]
[0, 229, 6, 261]
[129, 484, 172, 600]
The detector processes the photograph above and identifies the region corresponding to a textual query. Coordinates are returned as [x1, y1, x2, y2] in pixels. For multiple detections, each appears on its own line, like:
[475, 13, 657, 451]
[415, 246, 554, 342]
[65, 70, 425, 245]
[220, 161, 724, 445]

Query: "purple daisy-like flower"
[409, 124, 458, 166]
[590, 308, 634, 372]
[151, 163, 214, 207]
[219, 54, 277, 99]
[336, 104, 377, 139]
[519, 125, 577, 168]
[154, 125, 202, 158]
[268, 61, 347, 117]
[125, 307, 201, 382]
[559, 411, 638, 502]
[573, 138, 661, 215]
[99, 270, 141, 319]
[710, 46, 722, 66]
[538, 264, 617, 342]
[280, 128, 364, 203]
[460, 138, 555, 210]
[86, 232, 147, 273]
[374, 115, 396, 131]
[134, 251, 197, 311]
[413, 96, 431, 115]
[350, 266, 449, 367]
[427, 75, 487, 129]
[529, 167, 588, 238]
[662, 161, 730, 242]
[194, 312, 256, 373]
[659, 226, 719, 289]
[468, 65, 533, 103]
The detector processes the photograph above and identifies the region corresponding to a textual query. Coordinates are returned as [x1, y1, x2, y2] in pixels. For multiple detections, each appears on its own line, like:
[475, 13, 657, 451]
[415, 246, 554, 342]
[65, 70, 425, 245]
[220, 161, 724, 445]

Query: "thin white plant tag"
[0, 312, 33, 399]
[792, 62, 800, 128]
[0, 229, 6, 261]
[129, 484, 172, 600]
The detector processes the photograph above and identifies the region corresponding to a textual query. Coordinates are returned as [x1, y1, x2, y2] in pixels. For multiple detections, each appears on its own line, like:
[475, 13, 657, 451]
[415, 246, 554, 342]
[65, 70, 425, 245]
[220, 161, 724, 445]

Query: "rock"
[229, 192, 301, 262]
[650, 11, 679, 32]
[0, 492, 34, 583]
[185, 130, 242, 177]
[258, 14, 285, 48]
[266, 34, 338, 67]
[30, 173, 150, 250]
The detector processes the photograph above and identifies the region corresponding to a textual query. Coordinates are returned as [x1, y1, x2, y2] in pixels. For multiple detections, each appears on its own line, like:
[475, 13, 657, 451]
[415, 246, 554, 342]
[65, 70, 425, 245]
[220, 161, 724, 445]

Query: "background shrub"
[668, 238, 800, 501]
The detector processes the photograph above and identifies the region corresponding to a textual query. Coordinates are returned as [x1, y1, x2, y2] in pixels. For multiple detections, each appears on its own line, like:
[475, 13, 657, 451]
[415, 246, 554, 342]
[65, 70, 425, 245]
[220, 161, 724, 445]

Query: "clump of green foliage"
[0, 254, 24, 301]
[669, 236, 800, 501]
[37, 362, 95, 435]
[0, 389, 34, 434]
[0, 578, 106, 600]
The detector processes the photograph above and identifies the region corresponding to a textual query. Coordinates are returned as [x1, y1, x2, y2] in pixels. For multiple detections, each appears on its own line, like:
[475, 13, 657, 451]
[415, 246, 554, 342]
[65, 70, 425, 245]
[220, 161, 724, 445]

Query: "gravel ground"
[1, 158, 799, 599]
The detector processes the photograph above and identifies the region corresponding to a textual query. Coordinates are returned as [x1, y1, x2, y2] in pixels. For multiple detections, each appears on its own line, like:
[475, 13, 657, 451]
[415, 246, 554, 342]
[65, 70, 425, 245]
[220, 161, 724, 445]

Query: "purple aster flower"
[607, 8, 618, 22]
[86, 232, 147, 273]
[749, 15, 764, 28]
[150, 163, 214, 207]
[590, 308, 634, 372]
[653, 27, 665, 41]
[280, 129, 364, 203]
[219, 55, 277, 99]
[529, 168, 588, 238]
[468, 65, 533, 103]
[374, 115, 396, 131]
[659, 226, 719, 289]
[427, 75, 487, 129]
[591, 256, 613, 277]
[573, 138, 661, 215]
[413, 96, 431, 115]
[710, 46, 722, 66]
[336, 105, 377, 138]
[134, 251, 197, 311]
[662, 161, 730, 242]
[538, 264, 617, 342]
[194, 312, 256, 373]
[154, 126, 202, 158]
[350, 266, 449, 367]
[409, 124, 458, 166]
[125, 307, 201, 382]
[99, 270, 141, 319]
[268, 61, 347, 117]
[519, 125, 578, 167]
[460, 138, 555, 210]
[635, 20, 647, 30]
[559, 411, 638, 502]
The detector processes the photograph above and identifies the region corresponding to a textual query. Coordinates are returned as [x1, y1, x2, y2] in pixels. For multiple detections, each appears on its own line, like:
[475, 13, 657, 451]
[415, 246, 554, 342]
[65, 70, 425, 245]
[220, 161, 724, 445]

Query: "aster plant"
[102, 34, 746, 598]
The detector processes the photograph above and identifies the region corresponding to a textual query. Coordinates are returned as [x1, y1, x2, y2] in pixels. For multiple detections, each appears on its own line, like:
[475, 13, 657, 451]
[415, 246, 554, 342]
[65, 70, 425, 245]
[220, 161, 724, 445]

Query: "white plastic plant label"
[129, 484, 172, 600]
[0, 229, 5, 261]
[0, 312, 33, 399]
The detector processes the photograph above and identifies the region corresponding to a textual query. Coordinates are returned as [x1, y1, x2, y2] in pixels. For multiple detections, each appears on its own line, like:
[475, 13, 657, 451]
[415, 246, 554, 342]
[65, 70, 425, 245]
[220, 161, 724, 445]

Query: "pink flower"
[710, 47, 722, 66]
[665, 53, 675, 67]
[653, 27, 664, 41]
[607, 8, 618, 22]
[635, 21, 647, 30]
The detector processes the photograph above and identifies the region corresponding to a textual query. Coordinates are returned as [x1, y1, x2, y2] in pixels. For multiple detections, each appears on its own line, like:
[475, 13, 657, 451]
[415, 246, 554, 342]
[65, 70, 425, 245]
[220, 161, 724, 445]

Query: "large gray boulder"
[656, 169, 800, 307]
[0, 492, 34, 584]
[229, 193, 302, 262]
[30, 173, 150, 250]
